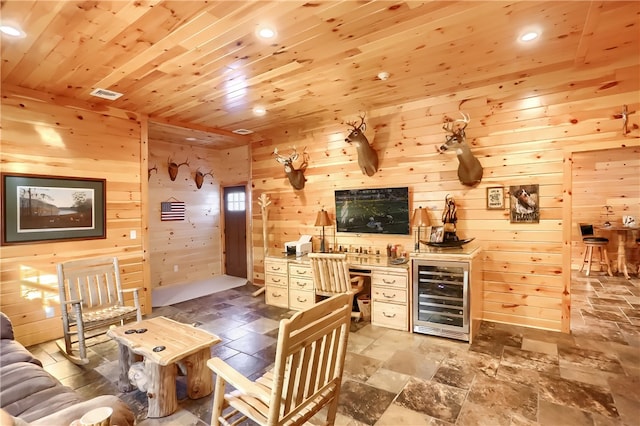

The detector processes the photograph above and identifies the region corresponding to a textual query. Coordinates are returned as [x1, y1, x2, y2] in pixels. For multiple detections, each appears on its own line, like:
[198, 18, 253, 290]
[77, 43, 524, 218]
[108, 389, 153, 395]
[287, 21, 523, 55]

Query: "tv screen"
[335, 187, 410, 235]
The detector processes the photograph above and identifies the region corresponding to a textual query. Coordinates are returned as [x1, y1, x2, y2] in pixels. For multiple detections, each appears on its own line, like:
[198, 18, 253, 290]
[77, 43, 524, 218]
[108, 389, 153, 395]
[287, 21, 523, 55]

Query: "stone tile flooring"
[29, 271, 640, 425]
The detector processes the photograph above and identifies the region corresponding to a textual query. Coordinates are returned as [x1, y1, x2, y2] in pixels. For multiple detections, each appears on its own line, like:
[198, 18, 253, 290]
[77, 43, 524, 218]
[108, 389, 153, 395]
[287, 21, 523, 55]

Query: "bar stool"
[579, 224, 613, 276]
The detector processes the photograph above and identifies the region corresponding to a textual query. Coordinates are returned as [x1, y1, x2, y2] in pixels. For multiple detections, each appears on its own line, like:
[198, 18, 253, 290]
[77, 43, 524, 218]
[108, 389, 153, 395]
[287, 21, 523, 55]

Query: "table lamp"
[412, 206, 430, 251]
[314, 209, 332, 252]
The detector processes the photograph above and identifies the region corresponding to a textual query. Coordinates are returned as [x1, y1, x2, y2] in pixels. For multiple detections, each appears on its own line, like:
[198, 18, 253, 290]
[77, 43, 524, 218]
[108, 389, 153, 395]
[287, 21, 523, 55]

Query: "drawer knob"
[273, 278, 281, 283]
[383, 279, 396, 284]
[382, 312, 396, 318]
[382, 293, 395, 299]
[297, 270, 307, 274]
[272, 293, 282, 298]
[296, 282, 307, 288]
[297, 297, 307, 302]
[271, 266, 281, 271]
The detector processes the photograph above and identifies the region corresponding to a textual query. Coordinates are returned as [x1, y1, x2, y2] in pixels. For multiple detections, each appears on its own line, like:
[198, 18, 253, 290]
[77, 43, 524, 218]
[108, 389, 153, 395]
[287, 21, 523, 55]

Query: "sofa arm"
[1, 312, 15, 340]
[28, 395, 135, 426]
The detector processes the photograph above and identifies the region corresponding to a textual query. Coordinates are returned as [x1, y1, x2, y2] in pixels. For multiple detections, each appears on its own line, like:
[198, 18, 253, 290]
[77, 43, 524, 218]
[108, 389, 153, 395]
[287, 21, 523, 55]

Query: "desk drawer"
[265, 274, 287, 286]
[289, 276, 314, 291]
[265, 260, 287, 274]
[371, 286, 407, 303]
[289, 289, 315, 310]
[265, 286, 289, 308]
[289, 263, 312, 278]
[371, 273, 407, 289]
[372, 301, 407, 331]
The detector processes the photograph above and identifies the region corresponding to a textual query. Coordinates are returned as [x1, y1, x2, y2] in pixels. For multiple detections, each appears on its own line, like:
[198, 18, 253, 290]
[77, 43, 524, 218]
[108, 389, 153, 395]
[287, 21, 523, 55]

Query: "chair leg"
[211, 375, 226, 426]
[580, 246, 589, 273]
[585, 246, 594, 276]
[325, 395, 340, 426]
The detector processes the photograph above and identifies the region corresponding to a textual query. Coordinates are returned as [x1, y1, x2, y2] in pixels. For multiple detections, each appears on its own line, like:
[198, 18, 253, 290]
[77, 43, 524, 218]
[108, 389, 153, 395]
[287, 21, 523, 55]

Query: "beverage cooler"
[412, 259, 471, 341]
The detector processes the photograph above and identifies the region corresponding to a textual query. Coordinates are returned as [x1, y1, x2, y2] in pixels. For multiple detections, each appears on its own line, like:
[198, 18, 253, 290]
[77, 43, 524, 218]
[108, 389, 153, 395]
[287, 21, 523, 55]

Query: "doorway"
[223, 185, 248, 278]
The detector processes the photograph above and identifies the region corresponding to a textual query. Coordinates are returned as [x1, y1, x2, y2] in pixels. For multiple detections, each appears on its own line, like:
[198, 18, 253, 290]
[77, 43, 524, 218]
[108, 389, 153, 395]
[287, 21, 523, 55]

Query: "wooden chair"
[308, 252, 365, 320]
[578, 224, 612, 277]
[207, 292, 353, 426]
[57, 256, 142, 365]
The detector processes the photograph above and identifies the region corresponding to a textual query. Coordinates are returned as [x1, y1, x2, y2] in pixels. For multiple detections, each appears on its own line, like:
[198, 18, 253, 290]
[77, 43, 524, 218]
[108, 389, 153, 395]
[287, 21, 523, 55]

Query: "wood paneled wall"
[0, 86, 150, 346]
[250, 64, 640, 333]
[147, 137, 250, 287]
[571, 147, 640, 272]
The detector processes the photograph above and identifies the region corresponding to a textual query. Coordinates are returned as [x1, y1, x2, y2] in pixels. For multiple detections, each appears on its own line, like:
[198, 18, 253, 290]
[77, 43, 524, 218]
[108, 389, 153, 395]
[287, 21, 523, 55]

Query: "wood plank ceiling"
[2, 1, 638, 148]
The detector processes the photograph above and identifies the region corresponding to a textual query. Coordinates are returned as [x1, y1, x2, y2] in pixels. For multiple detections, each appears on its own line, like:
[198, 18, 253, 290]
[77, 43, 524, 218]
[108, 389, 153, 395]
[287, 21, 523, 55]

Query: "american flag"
[161, 201, 185, 221]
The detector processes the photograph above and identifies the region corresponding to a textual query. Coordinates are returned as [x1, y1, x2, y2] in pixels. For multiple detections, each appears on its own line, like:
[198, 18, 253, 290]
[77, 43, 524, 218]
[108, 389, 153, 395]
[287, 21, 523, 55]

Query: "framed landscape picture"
[2, 173, 106, 245]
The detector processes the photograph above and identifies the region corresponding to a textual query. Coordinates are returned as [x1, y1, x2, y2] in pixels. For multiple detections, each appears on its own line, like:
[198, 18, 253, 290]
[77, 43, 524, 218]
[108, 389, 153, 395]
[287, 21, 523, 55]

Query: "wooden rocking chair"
[207, 293, 353, 426]
[56, 256, 142, 365]
[308, 252, 365, 320]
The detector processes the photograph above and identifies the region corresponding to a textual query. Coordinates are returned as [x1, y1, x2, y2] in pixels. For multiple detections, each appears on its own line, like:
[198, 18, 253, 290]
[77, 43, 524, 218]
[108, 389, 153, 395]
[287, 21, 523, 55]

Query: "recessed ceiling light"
[253, 106, 266, 116]
[185, 137, 197, 141]
[377, 71, 390, 81]
[232, 128, 254, 135]
[257, 26, 276, 39]
[0, 24, 26, 38]
[520, 31, 539, 42]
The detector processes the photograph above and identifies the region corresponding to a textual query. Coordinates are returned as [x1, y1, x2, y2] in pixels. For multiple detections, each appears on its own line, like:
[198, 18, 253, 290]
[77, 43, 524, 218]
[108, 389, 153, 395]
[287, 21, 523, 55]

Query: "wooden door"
[223, 185, 247, 278]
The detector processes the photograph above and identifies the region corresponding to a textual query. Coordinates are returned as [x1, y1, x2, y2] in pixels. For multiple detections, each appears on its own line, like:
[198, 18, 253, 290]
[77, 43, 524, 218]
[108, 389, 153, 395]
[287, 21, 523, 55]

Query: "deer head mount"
[436, 112, 483, 187]
[345, 113, 378, 176]
[148, 165, 158, 180]
[195, 169, 214, 189]
[273, 146, 309, 190]
[168, 157, 189, 181]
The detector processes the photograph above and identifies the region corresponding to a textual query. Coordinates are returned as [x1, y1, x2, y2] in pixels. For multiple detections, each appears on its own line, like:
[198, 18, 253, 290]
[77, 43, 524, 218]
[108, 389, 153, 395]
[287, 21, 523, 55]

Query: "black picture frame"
[2, 173, 106, 245]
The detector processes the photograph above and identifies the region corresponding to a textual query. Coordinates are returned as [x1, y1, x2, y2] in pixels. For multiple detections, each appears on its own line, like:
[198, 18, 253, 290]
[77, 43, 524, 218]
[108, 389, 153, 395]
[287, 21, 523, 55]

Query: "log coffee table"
[107, 316, 221, 418]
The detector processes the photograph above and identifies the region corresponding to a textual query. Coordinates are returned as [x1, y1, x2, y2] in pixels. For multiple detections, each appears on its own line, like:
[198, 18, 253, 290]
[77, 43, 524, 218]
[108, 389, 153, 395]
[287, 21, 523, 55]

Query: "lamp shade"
[411, 206, 430, 227]
[314, 209, 331, 226]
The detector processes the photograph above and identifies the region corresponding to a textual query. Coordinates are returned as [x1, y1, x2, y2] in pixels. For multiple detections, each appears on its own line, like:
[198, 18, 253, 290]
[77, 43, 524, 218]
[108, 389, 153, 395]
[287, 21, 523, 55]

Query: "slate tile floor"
[29, 271, 640, 426]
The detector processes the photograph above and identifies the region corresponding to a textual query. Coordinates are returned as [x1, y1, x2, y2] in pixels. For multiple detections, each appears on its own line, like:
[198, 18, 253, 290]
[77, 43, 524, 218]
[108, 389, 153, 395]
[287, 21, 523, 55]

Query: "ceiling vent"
[90, 88, 123, 100]
[232, 128, 253, 135]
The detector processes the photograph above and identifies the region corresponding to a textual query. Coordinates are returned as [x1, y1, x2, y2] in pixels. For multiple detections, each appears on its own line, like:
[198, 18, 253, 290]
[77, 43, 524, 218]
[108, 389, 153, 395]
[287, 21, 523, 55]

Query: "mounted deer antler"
[168, 157, 189, 181]
[274, 146, 309, 190]
[148, 164, 158, 180]
[195, 169, 214, 189]
[436, 112, 483, 187]
[345, 113, 378, 176]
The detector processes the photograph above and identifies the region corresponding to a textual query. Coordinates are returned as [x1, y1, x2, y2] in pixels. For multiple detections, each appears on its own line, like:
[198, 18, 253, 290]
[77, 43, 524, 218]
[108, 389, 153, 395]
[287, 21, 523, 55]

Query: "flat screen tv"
[335, 187, 410, 235]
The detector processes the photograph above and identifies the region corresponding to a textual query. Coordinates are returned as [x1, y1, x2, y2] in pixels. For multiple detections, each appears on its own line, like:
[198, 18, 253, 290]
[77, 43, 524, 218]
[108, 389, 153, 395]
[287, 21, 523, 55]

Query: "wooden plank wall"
[147, 138, 250, 287]
[0, 86, 150, 346]
[250, 63, 640, 333]
[571, 146, 640, 272]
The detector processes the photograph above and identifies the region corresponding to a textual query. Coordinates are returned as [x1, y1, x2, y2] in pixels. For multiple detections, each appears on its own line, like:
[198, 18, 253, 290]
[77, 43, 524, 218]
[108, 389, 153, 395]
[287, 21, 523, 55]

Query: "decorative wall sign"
[2, 173, 106, 245]
[486, 186, 504, 210]
[161, 199, 185, 221]
[509, 184, 539, 223]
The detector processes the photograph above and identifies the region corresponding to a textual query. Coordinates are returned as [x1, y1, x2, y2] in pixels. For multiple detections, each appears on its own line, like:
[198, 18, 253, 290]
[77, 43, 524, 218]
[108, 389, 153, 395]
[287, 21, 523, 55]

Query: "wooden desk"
[264, 252, 410, 330]
[596, 225, 640, 279]
[107, 316, 221, 418]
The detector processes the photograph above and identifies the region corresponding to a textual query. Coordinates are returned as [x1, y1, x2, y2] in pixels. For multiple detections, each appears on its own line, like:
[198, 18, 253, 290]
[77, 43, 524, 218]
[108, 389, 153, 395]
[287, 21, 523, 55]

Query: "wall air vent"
[232, 129, 254, 135]
[90, 88, 123, 100]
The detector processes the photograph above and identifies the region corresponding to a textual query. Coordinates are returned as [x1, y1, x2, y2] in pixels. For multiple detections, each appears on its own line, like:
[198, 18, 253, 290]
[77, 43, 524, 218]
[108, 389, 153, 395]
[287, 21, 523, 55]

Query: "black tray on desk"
[420, 238, 475, 248]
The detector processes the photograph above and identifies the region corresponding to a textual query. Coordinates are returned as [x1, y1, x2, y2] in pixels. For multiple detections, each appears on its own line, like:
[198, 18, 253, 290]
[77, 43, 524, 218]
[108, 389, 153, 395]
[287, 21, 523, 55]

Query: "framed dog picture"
[509, 184, 539, 223]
